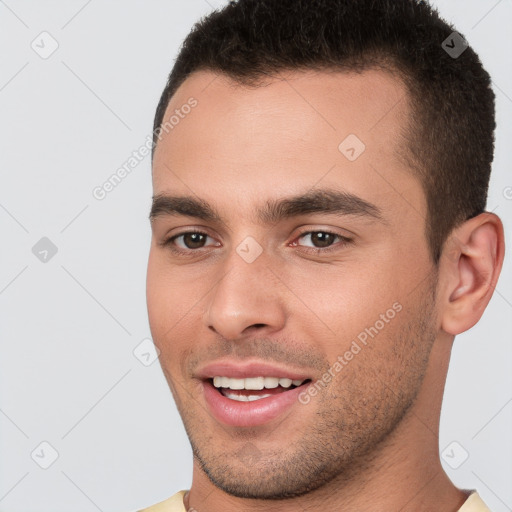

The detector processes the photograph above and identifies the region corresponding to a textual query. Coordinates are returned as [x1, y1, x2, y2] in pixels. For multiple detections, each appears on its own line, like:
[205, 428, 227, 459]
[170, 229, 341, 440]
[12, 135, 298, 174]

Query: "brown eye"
[162, 231, 221, 254]
[179, 232, 208, 249]
[297, 231, 340, 249]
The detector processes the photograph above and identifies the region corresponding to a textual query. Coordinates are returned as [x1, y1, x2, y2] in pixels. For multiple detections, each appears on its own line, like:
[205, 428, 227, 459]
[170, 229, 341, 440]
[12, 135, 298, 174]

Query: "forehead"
[152, 68, 424, 225]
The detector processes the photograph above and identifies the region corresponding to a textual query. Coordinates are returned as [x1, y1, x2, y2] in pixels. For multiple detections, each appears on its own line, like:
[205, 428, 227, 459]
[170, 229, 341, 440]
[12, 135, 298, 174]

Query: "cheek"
[146, 251, 186, 350]
[146, 252, 166, 331]
[146, 251, 209, 370]
[287, 262, 403, 354]
[147, 251, 191, 322]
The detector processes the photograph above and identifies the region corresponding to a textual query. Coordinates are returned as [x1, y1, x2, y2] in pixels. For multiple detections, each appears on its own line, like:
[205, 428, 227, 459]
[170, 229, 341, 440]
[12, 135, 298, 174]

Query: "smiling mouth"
[211, 376, 311, 402]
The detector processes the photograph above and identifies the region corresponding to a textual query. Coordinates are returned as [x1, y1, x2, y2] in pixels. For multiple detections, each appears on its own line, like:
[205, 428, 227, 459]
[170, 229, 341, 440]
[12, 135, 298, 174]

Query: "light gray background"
[0, 1, 510, 511]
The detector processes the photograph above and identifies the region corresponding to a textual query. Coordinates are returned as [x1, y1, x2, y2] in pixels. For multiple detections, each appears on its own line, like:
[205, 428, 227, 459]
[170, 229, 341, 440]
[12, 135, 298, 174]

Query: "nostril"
[240, 323, 268, 336]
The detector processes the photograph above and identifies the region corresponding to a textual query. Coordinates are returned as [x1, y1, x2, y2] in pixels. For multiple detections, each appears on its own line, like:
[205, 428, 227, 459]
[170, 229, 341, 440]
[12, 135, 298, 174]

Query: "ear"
[439, 212, 505, 336]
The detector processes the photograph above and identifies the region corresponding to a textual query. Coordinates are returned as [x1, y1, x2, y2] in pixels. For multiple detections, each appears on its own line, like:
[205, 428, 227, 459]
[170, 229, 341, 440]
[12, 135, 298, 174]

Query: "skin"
[147, 68, 504, 512]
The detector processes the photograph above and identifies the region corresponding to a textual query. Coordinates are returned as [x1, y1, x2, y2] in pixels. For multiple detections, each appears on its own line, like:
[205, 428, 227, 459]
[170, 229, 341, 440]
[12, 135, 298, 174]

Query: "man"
[142, 0, 505, 510]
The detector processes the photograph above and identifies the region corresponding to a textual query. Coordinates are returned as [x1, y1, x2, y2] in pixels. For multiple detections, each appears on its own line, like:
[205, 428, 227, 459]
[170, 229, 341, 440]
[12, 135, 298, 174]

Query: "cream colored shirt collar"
[138, 490, 491, 511]
[459, 492, 491, 512]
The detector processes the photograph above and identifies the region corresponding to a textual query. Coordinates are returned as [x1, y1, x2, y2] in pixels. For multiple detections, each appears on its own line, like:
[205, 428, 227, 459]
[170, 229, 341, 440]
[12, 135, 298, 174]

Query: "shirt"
[138, 489, 491, 511]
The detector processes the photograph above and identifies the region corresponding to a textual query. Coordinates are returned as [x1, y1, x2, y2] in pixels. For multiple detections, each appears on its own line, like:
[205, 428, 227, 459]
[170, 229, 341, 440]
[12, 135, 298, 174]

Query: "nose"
[203, 248, 287, 341]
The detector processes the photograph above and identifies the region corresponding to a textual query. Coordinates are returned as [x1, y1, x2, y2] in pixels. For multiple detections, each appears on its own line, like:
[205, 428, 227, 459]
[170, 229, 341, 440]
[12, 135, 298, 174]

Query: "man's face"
[147, 69, 439, 498]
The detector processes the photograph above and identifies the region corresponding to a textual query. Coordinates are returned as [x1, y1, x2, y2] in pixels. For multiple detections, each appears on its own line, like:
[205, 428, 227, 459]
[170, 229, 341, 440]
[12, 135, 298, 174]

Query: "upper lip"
[196, 359, 312, 381]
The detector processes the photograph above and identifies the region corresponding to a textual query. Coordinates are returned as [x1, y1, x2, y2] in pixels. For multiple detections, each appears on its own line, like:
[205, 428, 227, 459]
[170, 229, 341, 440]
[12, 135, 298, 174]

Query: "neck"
[185, 336, 468, 512]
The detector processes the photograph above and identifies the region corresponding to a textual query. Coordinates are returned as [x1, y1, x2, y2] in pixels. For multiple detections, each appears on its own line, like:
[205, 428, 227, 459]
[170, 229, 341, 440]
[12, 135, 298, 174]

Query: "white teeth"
[244, 377, 264, 390]
[278, 378, 293, 388]
[247, 394, 271, 401]
[264, 377, 279, 388]
[212, 376, 306, 390]
[230, 378, 245, 389]
[224, 392, 272, 402]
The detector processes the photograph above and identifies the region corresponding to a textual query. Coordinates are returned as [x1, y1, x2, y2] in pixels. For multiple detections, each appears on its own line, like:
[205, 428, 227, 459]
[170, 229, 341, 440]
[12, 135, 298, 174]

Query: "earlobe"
[440, 213, 505, 336]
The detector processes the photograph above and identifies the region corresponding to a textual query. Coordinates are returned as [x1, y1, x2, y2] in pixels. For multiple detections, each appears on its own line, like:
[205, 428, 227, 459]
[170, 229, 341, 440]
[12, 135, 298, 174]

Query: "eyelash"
[161, 229, 352, 257]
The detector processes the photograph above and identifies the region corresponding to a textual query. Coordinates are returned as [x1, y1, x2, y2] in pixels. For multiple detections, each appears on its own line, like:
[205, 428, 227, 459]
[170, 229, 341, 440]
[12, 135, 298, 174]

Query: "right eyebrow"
[150, 195, 221, 222]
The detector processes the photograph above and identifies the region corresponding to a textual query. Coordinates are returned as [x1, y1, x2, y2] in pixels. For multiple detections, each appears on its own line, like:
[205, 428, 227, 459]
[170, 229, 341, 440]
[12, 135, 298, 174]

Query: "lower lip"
[202, 380, 307, 427]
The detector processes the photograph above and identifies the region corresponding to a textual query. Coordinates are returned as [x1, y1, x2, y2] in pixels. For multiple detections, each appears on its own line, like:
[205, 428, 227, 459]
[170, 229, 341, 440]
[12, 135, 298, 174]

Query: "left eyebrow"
[149, 188, 384, 224]
[259, 189, 383, 224]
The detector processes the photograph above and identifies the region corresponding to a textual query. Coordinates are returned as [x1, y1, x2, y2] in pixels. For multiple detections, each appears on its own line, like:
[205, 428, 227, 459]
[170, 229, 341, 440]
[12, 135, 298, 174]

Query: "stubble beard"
[172, 278, 438, 500]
